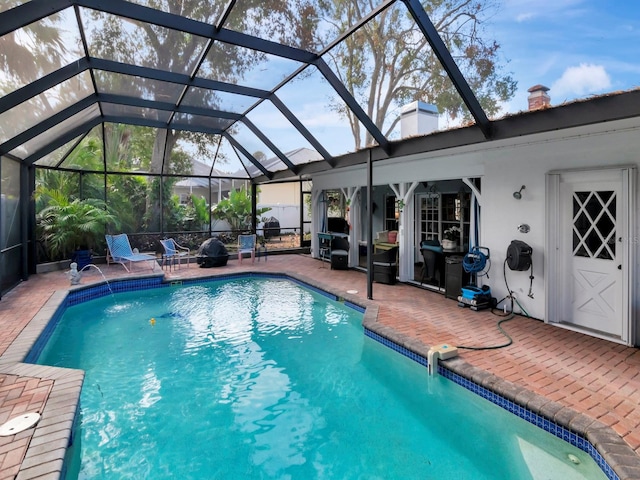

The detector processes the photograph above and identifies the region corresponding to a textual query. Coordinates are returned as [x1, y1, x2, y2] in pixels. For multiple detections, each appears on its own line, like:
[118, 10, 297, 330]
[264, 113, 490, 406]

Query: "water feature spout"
[79, 264, 114, 296]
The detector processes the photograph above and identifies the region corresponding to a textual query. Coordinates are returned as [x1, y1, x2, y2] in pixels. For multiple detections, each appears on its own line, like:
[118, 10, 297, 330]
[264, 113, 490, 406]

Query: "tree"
[36, 192, 119, 260]
[315, 0, 517, 148]
[34, 135, 105, 212]
[0, 7, 68, 94]
[86, 1, 315, 229]
[107, 174, 148, 233]
[188, 194, 210, 231]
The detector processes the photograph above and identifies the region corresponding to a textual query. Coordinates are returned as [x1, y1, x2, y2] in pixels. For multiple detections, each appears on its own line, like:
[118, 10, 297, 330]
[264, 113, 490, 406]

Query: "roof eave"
[260, 88, 640, 183]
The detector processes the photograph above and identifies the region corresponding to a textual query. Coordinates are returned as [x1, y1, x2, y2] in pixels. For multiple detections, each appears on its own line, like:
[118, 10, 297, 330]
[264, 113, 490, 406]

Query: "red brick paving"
[0, 376, 53, 479]
[0, 253, 639, 478]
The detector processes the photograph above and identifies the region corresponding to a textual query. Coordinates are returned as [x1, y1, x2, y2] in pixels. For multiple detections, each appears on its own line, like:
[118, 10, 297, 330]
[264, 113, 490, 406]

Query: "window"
[385, 195, 398, 231]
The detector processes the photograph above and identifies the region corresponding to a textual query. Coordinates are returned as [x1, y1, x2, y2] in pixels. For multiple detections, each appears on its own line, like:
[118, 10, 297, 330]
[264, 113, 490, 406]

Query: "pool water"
[37, 278, 606, 479]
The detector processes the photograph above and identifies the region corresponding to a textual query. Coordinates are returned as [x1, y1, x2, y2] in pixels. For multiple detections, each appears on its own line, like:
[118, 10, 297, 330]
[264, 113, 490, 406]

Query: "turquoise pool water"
[37, 278, 606, 479]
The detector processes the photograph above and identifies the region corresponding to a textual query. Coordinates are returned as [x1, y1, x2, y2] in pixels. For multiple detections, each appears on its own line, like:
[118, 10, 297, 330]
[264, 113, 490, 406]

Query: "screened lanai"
[0, 0, 500, 295]
[2, 1, 640, 298]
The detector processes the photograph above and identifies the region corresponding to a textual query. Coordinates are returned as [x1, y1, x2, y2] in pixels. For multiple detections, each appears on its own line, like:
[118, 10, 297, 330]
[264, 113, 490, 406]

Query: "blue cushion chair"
[238, 234, 256, 263]
[160, 238, 190, 270]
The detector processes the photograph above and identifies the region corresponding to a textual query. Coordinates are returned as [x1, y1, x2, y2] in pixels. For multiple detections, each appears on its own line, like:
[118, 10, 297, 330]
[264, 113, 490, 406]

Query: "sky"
[220, 0, 640, 168]
[4, 0, 640, 171]
[488, 0, 640, 114]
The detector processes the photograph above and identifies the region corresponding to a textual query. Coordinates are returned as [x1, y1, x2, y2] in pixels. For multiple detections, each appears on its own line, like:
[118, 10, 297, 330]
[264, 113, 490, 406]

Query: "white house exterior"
[173, 160, 248, 206]
[310, 90, 640, 348]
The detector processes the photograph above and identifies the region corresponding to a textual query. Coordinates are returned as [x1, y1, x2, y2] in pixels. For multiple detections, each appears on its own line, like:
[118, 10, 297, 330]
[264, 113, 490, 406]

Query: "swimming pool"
[35, 276, 607, 479]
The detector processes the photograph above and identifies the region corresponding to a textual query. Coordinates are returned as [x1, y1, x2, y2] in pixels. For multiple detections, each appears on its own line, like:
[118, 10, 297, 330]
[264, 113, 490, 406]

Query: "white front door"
[553, 169, 631, 341]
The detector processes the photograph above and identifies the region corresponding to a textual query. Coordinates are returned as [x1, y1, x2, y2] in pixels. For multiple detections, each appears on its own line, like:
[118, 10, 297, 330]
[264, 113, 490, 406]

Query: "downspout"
[299, 181, 305, 248]
[208, 178, 212, 237]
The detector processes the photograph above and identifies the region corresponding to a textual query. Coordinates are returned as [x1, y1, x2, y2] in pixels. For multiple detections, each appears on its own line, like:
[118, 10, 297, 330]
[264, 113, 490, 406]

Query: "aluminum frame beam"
[401, 0, 491, 138]
[241, 118, 298, 174]
[0, 0, 70, 37]
[223, 132, 272, 179]
[23, 116, 102, 165]
[315, 58, 390, 154]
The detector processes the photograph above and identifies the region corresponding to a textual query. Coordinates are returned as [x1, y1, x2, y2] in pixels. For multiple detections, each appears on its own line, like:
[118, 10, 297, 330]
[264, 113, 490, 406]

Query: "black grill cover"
[263, 216, 280, 238]
[196, 237, 229, 267]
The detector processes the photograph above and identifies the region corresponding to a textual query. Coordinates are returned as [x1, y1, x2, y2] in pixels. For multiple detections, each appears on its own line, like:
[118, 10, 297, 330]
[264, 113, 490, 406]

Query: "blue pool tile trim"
[65, 272, 368, 311]
[66, 276, 165, 306]
[364, 329, 428, 366]
[439, 367, 618, 480]
[363, 327, 619, 480]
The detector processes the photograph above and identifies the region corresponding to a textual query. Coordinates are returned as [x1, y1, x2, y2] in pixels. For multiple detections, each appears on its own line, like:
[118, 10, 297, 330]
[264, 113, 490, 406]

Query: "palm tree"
[211, 187, 270, 234]
[36, 191, 120, 260]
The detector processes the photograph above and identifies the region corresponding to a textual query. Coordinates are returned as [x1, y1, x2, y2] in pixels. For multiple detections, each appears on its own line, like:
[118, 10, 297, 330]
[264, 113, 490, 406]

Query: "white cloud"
[515, 12, 535, 22]
[550, 64, 612, 101]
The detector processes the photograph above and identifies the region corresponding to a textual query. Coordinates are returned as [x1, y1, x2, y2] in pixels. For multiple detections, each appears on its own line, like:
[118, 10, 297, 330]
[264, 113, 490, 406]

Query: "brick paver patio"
[1, 253, 639, 479]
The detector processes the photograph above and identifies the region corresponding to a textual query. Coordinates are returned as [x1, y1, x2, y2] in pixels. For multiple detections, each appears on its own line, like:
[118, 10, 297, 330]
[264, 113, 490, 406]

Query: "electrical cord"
[455, 259, 531, 351]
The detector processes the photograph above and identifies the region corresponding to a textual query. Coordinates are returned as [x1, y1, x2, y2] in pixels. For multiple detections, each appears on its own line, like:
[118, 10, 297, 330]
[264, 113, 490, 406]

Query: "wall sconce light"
[513, 185, 526, 200]
[395, 199, 405, 219]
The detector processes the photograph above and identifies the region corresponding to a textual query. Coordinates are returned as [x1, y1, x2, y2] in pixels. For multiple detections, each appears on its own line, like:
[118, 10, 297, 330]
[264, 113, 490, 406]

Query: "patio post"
[367, 150, 373, 299]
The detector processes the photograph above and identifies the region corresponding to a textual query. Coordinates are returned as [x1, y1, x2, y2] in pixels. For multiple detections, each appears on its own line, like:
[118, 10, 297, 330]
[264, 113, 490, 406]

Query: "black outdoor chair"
[420, 240, 444, 287]
[372, 246, 398, 284]
[330, 236, 349, 270]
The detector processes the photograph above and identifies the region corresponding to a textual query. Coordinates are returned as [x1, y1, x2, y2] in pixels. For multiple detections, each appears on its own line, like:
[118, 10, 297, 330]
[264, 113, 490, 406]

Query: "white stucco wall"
[311, 117, 640, 344]
[478, 119, 640, 323]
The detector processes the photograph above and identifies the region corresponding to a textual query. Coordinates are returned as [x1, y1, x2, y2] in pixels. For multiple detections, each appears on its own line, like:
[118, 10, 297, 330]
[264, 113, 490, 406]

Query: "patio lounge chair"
[238, 234, 256, 264]
[106, 234, 157, 272]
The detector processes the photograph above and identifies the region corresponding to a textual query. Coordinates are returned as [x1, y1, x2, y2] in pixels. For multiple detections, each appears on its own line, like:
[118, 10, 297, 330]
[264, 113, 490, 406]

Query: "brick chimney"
[527, 85, 550, 110]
